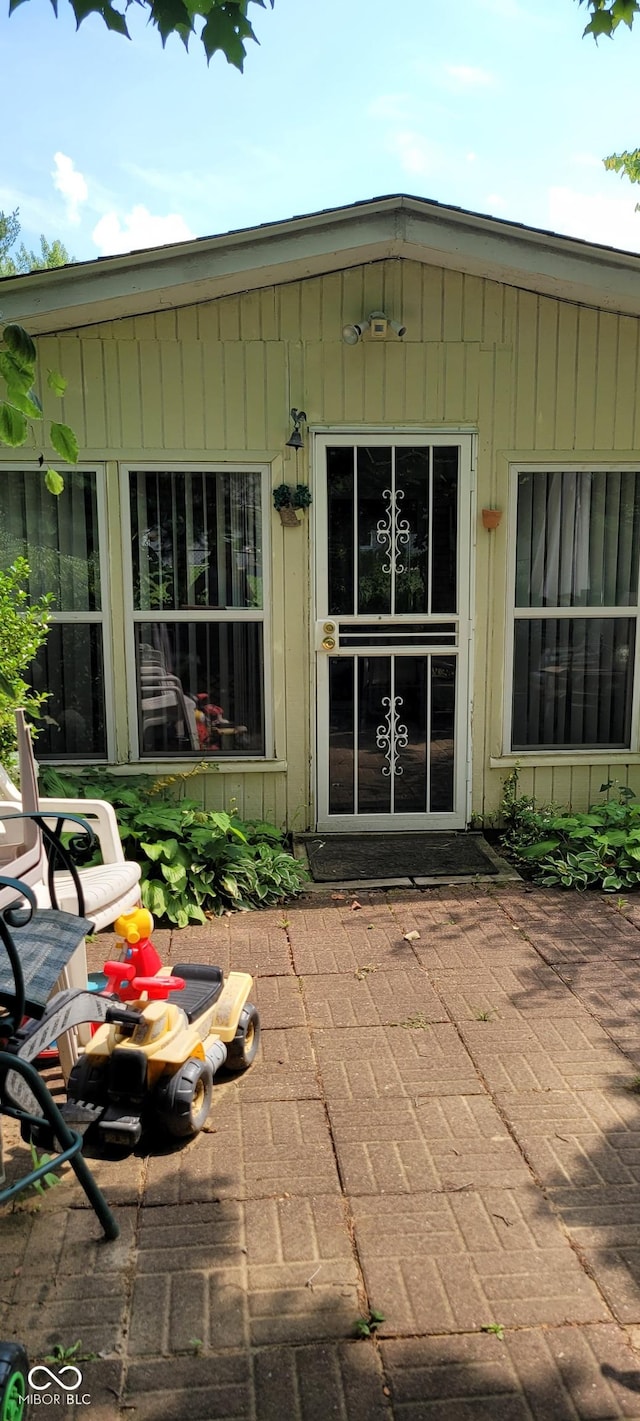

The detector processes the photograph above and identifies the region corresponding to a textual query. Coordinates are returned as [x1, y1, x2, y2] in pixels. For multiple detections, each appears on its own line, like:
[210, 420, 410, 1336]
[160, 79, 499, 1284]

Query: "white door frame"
[312, 431, 474, 832]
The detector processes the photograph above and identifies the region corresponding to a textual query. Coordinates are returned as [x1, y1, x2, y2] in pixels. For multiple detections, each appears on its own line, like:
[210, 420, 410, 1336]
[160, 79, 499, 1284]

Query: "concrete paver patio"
[5, 883, 640, 1416]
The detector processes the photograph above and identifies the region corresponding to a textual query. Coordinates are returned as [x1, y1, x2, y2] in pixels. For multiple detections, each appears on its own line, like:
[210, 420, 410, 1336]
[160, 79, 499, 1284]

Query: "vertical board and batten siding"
[24, 257, 640, 824]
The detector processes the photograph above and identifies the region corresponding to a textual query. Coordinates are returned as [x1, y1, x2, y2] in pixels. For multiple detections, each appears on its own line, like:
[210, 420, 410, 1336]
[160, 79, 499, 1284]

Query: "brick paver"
[8, 880, 640, 1417]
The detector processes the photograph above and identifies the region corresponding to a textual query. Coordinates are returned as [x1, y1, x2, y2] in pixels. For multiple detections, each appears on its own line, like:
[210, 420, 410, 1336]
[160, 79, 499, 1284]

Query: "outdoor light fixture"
[341, 311, 407, 345]
[285, 408, 307, 449]
[342, 317, 371, 345]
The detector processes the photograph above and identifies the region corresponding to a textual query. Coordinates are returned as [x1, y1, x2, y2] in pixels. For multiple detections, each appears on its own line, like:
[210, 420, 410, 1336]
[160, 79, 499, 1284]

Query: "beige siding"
[12, 257, 640, 825]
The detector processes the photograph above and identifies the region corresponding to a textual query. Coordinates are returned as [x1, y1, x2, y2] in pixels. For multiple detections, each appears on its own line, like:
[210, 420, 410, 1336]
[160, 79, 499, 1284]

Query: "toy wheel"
[0, 1342, 28, 1421]
[67, 1053, 108, 1105]
[226, 1003, 260, 1071]
[155, 1058, 213, 1138]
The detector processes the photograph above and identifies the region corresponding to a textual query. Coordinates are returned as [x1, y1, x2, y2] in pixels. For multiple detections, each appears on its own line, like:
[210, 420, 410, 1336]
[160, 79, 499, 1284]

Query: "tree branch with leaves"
[8, 0, 274, 67]
[577, 2, 640, 183]
[0, 323, 78, 492]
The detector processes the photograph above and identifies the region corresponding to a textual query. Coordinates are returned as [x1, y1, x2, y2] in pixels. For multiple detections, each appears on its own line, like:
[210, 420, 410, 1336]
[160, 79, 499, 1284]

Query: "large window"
[127, 467, 267, 758]
[0, 467, 108, 759]
[511, 468, 640, 751]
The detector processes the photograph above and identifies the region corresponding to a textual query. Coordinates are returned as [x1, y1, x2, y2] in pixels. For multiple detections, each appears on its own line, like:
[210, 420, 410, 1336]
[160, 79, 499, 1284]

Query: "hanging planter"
[273, 483, 312, 527]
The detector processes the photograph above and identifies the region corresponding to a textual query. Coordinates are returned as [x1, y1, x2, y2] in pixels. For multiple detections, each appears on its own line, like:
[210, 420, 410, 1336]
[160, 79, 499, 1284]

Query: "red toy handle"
[131, 975, 185, 1000]
[103, 960, 135, 982]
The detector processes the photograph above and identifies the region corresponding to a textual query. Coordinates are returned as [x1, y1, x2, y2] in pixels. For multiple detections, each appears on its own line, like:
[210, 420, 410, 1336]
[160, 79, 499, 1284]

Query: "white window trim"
[503, 461, 640, 757]
[120, 461, 273, 763]
[1, 461, 114, 763]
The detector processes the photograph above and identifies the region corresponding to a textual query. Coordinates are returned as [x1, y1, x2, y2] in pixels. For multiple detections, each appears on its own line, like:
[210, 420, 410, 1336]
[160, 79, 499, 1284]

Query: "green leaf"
[49, 421, 79, 463]
[161, 862, 188, 891]
[140, 840, 165, 861]
[47, 368, 67, 396]
[71, 0, 130, 33]
[519, 839, 561, 859]
[200, 4, 255, 66]
[0, 401, 28, 446]
[6, 383, 43, 419]
[159, 837, 180, 861]
[142, 880, 168, 916]
[584, 8, 615, 34]
[3, 322, 36, 363]
[44, 468, 64, 495]
[0, 349, 35, 394]
[149, 0, 192, 43]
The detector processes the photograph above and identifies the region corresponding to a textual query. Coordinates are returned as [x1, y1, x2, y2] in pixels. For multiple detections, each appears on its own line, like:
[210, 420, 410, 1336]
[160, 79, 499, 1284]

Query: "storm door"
[314, 435, 472, 830]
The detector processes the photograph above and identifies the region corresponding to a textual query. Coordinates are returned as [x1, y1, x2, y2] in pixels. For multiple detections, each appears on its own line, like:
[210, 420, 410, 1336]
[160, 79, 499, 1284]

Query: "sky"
[2, 0, 640, 264]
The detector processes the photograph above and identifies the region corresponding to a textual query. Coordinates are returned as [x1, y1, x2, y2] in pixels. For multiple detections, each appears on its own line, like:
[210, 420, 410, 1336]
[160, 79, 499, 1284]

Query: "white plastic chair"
[0, 712, 143, 1068]
[0, 712, 142, 933]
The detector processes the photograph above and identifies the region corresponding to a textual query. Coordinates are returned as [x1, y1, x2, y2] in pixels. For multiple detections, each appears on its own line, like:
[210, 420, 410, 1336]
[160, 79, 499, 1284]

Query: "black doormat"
[300, 832, 503, 882]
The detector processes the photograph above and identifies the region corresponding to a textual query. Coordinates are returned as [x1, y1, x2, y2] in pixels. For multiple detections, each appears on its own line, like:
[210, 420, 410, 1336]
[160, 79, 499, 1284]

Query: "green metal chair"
[0, 833, 119, 1240]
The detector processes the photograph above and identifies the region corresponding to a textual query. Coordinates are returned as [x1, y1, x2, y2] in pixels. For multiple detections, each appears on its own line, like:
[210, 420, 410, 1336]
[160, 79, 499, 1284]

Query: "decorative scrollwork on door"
[376, 488, 411, 574]
[376, 694, 409, 777]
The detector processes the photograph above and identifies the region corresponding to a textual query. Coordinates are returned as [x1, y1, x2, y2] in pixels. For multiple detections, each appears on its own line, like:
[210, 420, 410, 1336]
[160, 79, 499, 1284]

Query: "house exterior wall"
[11, 255, 640, 824]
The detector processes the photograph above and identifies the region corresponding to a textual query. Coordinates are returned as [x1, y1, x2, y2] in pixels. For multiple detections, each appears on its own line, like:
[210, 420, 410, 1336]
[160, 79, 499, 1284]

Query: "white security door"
[315, 435, 473, 831]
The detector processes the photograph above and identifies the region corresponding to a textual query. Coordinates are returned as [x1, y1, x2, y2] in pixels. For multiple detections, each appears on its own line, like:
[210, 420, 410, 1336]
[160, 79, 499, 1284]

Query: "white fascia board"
[401, 207, 640, 316]
[3, 194, 640, 334]
[0, 202, 404, 335]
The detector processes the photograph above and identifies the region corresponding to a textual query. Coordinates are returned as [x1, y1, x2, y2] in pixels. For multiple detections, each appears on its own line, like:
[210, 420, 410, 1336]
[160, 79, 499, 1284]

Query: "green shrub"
[39, 766, 307, 926]
[0, 558, 51, 772]
[501, 770, 640, 891]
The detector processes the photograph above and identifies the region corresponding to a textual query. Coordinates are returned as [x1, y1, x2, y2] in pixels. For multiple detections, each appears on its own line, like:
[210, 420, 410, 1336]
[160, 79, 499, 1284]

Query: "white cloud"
[91, 204, 195, 256]
[367, 93, 412, 122]
[385, 130, 443, 179]
[52, 152, 88, 225]
[547, 185, 640, 253]
[445, 64, 493, 87]
[486, 192, 510, 213]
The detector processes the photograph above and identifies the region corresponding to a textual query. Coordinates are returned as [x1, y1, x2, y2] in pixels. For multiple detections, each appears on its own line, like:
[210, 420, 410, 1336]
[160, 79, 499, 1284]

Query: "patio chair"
[0, 711, 142, 935]
[0, 711, 142, 1065]
[0, 874, 119, 1240]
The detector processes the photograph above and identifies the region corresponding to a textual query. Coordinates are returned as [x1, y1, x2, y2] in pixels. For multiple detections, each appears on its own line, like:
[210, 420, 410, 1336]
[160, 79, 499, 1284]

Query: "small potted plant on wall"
[273, 484, 312, 526]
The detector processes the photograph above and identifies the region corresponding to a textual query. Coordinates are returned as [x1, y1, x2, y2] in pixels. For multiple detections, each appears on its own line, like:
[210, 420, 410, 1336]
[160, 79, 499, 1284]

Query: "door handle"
[316, 620, 337, 651]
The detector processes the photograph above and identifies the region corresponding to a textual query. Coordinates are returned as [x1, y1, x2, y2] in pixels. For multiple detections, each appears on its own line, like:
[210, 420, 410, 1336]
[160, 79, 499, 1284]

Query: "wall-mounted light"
[342, 318, 370, 346]
[285, 408, 307, 449]
[341, 311, 407, 345]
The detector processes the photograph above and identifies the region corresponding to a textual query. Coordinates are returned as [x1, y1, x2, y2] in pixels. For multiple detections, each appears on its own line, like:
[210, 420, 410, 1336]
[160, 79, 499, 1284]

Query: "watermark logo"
[21, 1362, 91, 1406]
[29, 1365, 83, 1390]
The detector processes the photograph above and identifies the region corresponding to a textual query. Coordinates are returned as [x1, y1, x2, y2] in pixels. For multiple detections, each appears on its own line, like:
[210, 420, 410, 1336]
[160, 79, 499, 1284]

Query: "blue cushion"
[0, 909, 93, 1016]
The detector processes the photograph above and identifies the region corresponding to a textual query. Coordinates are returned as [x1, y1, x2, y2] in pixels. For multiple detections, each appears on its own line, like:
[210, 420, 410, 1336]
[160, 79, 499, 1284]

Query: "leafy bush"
[501, 770, 640, 891]
[39, 766, 307, 926]
[0, 558, 52, 772]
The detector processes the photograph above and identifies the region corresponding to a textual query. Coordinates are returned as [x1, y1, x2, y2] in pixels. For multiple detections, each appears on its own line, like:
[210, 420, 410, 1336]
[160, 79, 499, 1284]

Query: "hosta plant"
[501, 771, 640, 891]
[39, 767, 307, 926]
